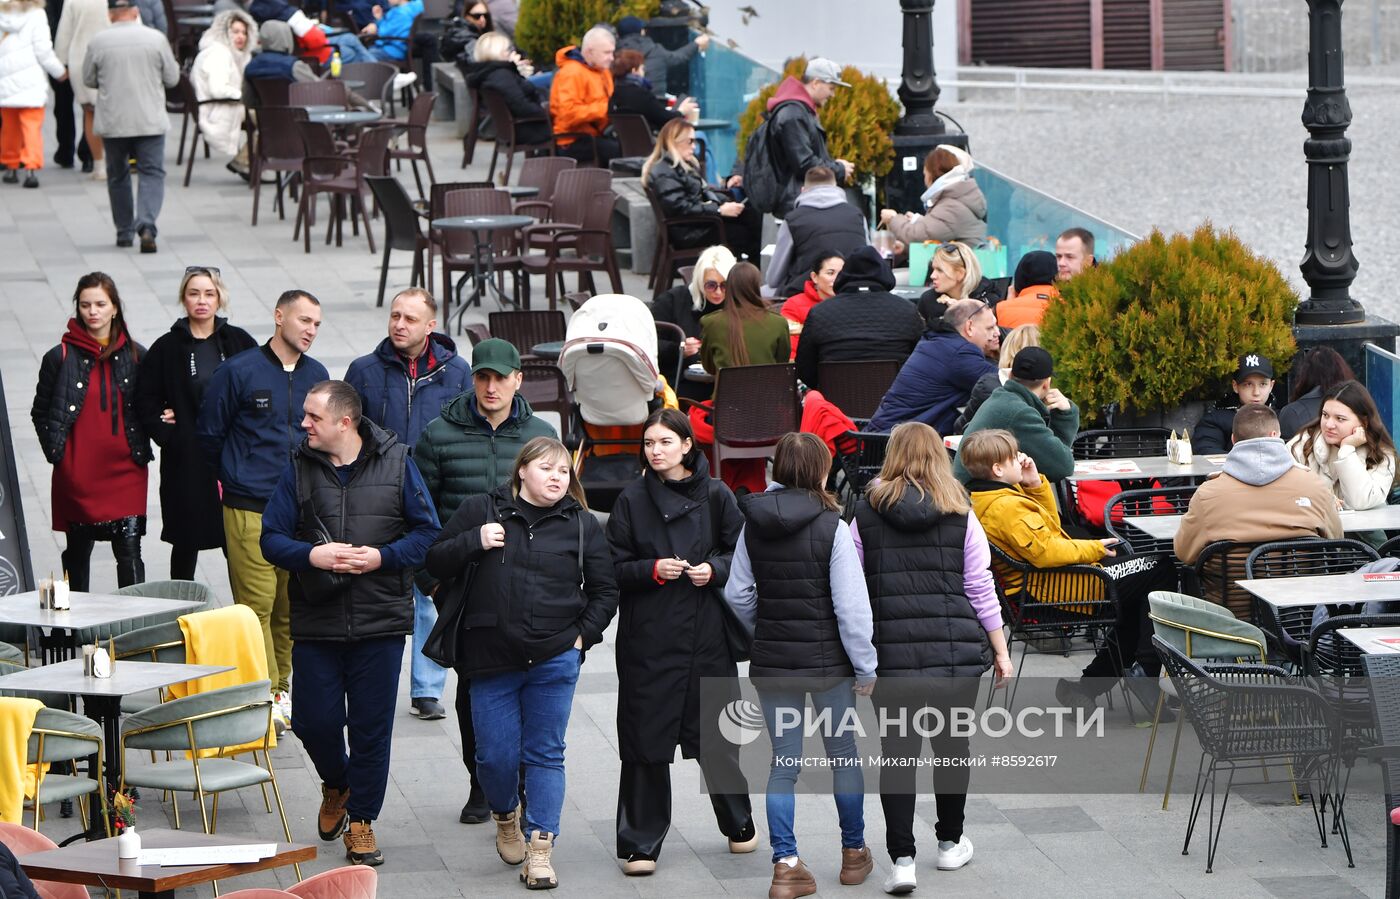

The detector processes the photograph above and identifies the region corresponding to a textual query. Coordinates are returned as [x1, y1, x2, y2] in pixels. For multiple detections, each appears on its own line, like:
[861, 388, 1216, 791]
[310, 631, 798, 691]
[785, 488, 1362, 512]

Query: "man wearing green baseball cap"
[412, 337, 557, 825]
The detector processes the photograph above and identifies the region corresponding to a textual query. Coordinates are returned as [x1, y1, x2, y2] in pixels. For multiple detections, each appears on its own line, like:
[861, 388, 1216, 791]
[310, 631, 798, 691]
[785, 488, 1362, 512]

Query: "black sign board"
[0, 370, 34, 594]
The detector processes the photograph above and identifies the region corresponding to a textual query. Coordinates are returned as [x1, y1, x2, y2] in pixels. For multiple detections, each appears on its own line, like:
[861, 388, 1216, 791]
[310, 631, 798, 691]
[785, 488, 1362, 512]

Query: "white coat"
[190, 9, 257, 156]
[1287, 430, 1397, 511]
[0, 2, 65, 108]
[54, 0, 108, 105]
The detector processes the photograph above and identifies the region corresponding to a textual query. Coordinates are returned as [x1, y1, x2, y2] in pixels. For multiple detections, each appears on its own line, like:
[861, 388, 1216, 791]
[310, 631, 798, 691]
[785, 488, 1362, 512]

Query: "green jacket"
[412, 393, 558, 521]
[954, 380, 1079, 483]
[699, 310, 792, 378]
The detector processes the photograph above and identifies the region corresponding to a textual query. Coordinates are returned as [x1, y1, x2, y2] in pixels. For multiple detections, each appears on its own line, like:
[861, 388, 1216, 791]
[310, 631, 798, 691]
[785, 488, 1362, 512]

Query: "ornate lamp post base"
[884, 0, 968, 214]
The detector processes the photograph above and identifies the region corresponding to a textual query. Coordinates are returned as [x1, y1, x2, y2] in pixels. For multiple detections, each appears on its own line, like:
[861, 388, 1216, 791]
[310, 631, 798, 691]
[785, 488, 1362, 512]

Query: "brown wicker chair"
[480, 88, 553, 183]
[249, 105, 308, 226]
[385, 91, 438, 199]
[512, 156, 577, 219]
[815, 359, 902, 422]
[609, 113, 655, 157]
[643, 180, 724, 290]
[288, 80, 349, 109]
[294, 122, 390, 253]
[488, 310, 566, 359]
[365, 175, 429, 305]
[520, 190, 622, 310]
[692, 363, 800, 482]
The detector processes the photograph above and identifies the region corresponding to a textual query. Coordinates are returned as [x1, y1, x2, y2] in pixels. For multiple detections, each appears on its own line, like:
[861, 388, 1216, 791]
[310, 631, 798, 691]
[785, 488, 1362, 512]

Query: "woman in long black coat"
[132, 267, 256, 579]
[607, 408, 755, 876]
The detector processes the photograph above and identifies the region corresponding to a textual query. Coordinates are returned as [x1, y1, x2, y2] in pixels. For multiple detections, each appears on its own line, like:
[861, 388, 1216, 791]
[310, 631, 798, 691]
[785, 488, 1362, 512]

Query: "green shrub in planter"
[1040, 224, 1299, 421]
[515, 0, 658, 69]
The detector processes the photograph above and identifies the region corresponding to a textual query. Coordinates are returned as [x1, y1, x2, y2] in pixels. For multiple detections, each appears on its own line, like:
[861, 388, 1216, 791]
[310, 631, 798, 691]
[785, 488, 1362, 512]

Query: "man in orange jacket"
[550, 25, 619, 165]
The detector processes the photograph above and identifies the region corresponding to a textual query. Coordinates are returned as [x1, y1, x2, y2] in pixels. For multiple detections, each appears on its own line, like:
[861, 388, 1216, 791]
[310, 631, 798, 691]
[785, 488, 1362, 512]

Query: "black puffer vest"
[290, 419, 413, 641]
[741, 489, 851, 679]
[782, 201, 868, 294]
[855, 488, 991, 677]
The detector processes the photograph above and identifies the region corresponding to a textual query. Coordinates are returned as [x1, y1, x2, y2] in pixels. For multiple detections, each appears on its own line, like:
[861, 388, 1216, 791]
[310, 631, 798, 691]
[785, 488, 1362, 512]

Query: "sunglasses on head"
[185, 266, 222, 276]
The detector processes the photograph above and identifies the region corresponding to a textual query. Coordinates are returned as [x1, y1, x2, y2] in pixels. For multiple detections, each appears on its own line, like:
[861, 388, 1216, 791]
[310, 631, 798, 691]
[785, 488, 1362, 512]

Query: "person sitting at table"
[953, 323, 1039, 434]
[360, 0, 421, 68]
[915, 241, 1001, 329]
[952, 347, 1078, 485]
[781, 250, 844, 358]
[1193, 353, 1276, 455]
[463, 33, 549, 145]
[765, 166, 868, 298]
[877, 145, 987, 247]
[650, 245, 733, 402]
[609, 49, 690, 131]
[643, 118, 762, 263]
[1278, 346, 1355, 440]
[190, 9, 258, 177]
[243, 21, 373, 109]
[994, 251, 1059, 329]
[962, 428, 1175, 709]
[248, 0, 374, 65]
[0, 841, 39, 899]
[1174, 404, 1342, 566]
[1286, 380, 1398, 511]
[550, 25, 619, 166]
[868, 299, 997, 437]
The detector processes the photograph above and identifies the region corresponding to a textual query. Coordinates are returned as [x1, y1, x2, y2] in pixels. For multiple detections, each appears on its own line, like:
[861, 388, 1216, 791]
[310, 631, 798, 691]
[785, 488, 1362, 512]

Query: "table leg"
[80, 695, 122, 840]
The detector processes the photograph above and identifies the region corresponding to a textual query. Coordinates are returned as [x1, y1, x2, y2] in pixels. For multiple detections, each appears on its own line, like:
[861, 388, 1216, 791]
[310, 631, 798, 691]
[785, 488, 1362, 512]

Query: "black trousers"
[616, 756, 753, 860]
[1081, 552, 1176, 688]
[456, 666, 477, 778]
[874, 679, 979, 860]
[62, 533, 143, 592]
[50, 75, 89, 166]
[169, 545, 226, 581]
[558, 135, 620, 168]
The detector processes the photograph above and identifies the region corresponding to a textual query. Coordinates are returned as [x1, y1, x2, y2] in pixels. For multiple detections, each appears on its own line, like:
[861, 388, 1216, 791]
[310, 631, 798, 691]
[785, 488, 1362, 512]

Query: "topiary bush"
[1040, 223, 1300, 420]
[735, 56, 900, 182]
[515, 0, 659, 69]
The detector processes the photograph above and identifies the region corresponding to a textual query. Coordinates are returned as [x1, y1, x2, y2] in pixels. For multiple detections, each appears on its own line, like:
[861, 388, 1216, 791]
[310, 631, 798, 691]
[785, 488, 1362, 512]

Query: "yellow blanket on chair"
[0, 697, 44, 823]
[167, 605, 277, 754]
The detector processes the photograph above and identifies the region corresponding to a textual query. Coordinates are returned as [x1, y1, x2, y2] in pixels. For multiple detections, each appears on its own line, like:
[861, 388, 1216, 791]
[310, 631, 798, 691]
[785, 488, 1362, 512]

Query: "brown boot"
[493, 806, 526, 865]
[520, 830, 557, 889]
[839, 846, 873, 885]
[768, 859, 816, 899]
[343, 819, 383, 866]
[317, 785, 349, 841]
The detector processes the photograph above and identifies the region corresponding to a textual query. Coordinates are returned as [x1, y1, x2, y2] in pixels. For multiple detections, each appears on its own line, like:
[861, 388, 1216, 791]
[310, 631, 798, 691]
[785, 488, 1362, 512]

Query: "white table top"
[1068, 455, 1227, 481]
[1337, 627, 1400, 655]
[1125, 505, 1400, 541]
[0, 592, 204, 631]
[1236, 573, 1400, 609]
[0, 659, 233, 698]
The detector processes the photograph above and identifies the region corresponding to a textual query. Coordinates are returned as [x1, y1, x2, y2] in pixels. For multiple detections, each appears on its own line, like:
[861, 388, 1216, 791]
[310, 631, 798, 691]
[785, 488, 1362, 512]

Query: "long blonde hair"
[997, 323, 1040, 369]
[868, 422, 970, 515]
[642, 118, 698, 185]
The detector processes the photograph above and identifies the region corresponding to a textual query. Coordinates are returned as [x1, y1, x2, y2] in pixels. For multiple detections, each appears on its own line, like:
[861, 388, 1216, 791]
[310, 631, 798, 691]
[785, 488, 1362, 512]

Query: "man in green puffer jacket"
[410, 338, 556, 826]
[954, 346, 1079, 484]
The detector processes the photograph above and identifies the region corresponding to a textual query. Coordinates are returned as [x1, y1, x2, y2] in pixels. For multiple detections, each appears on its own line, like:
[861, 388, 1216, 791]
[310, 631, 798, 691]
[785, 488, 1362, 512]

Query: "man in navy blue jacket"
[343, 287, 469, 722]
[869, 299, 999, 435]
[197, 290, 329, 728]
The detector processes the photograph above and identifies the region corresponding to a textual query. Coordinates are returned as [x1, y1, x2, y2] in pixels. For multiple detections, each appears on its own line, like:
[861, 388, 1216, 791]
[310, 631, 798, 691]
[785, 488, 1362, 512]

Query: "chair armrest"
[513, 199, 553, 218]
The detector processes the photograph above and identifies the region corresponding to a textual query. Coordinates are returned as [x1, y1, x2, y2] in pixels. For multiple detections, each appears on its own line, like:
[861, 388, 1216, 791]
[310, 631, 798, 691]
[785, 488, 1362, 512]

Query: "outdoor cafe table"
[0, 591, 204, 663]
[306, 109, 382, 128]
[19, 827, 314, 898]
[531, 340, 563, 360]
[1337, 626, 1400, 655]
[1125, 505, 1400, 542]
[0, 659, 233, 837]
[1066, 455, 1226, 481]
[432, 214, 535, 326]
[691, 117, 732, 131]
[1236, 573, 1400, 611]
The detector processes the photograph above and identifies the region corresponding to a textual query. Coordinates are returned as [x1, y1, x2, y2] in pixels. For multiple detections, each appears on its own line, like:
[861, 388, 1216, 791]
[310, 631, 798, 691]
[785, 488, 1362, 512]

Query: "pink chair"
[217, 891, 299, 898]
[288, 865, 378, 899]
[0, 821, 88, 899]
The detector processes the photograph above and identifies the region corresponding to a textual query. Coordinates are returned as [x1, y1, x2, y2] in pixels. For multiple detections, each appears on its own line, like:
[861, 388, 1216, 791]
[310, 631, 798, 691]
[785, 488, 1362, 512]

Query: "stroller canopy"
[560, 294, 660, 427]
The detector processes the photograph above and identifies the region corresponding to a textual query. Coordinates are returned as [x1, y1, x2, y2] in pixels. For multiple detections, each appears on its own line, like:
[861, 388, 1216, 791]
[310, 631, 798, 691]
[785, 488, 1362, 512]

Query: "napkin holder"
[1167, 429, 1193, 465]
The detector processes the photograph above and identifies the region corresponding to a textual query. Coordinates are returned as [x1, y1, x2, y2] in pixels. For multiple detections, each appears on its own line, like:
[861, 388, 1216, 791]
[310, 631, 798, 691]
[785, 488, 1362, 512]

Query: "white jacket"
[0, 3, 65, 108]
[53, 0, 107, 105]
[190, 9, 257, 156]
[1287, 430, 1396, 511]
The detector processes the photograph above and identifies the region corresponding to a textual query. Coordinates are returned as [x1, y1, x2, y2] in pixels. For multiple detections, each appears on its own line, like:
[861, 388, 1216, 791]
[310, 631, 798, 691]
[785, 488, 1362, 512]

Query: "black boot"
[112, 528, 145, 589]
[60, 536, 94, 592]
[460, 782, 489, 824]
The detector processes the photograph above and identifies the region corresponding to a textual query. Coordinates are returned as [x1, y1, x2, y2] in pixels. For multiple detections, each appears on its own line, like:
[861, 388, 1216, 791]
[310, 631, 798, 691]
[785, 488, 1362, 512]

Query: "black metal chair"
[1187, 540, 1268, 624]
[1155, 635, 1344, 874]
[1072, 427, 1172, 459]
[1246, 538, 1381, 667]
[1103, 485, 1198, 556]
[365, 175, 428, 306]
[831, 430, 890, 517]
[1381, 535, 1400, 558]
[1361, 653, 1400, 899]
[816, 360, 901, 423]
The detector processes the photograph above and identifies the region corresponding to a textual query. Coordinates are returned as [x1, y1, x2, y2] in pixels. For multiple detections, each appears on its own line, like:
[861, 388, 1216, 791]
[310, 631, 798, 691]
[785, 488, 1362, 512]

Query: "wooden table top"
[19, 828, 315, 892]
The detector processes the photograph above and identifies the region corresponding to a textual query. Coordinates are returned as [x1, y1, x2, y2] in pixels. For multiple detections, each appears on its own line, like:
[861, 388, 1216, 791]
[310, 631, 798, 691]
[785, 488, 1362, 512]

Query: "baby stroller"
[559, 294, 670, 511]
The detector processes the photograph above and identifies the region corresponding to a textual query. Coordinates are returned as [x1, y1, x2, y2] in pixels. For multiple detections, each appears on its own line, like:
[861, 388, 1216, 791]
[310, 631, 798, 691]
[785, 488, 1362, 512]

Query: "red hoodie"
[781, 280, 824, 355]
[51, 320, 148, 531]
[767, 75, 816, 113]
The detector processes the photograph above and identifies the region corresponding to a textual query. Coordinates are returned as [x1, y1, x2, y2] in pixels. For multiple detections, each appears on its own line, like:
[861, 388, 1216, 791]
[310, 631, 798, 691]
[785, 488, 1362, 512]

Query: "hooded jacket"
[756, 75, 845, 218]
[869, 316, 996, 435]
[343, 333, 472, 451]
[794, 247, 924, 390]
[968, 473, 1107, 600]
[781, 280, 825, 356]
[425, 484, 619, 678]
[1173, 437, 1343, 564]
[1287, 431, 1396, 511]
[953, 380, 1079, 483]
[463, 58, 549, 144]
[191, 9, 258, 156]
[53, 0, 107, 106]
[0, 2, 66, 108]
[243, 18, 311, 83]
[765, 184, 868, 296]
[886, 178, 988, 245]
[550, 44, 612, 144]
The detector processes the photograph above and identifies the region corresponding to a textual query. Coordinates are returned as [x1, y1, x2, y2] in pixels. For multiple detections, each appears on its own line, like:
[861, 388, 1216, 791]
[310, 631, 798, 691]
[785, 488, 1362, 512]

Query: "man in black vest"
[764, 166, 868, 297]
[260, 380, 441, 867]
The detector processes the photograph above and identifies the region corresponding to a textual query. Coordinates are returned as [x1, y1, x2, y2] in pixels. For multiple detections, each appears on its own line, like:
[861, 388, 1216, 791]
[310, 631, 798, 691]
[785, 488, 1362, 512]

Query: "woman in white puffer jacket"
[1287, 379, 1398, 511]
[0, 0, 67, 187]
[190, 9, 257, 168]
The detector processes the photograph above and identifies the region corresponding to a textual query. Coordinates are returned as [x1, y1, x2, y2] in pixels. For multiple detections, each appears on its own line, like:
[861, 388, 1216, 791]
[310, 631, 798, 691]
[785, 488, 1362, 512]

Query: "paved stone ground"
[0, 92, 1392, 897]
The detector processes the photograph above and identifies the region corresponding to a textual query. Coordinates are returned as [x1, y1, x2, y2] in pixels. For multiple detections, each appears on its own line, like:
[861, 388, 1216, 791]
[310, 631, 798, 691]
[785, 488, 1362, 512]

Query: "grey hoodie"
[1221, 437, 1298, 486]
[764, 184, 868, 294]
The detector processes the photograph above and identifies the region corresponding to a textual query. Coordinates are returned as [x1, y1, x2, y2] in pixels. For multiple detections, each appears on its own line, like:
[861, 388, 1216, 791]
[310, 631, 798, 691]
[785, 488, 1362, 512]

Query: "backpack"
[440, 17, 474, 63]
[740, 101, 799, 215]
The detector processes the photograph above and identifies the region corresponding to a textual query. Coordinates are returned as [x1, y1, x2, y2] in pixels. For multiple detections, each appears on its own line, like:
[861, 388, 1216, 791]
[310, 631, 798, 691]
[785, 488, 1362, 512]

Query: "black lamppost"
[1296, 0, 1365, 325]
[884, 0, 967, 214]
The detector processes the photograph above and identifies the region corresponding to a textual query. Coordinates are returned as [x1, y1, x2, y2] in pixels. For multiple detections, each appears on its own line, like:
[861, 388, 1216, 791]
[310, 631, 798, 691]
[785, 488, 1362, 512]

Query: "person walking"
[31, 272, 151, 590]
[425, 436, 618, 890]
[52, 0, 104, 178]
[132, 266, 256, 580]
[850, 422, 1013, 893]
[607, 409, 756, 876]
[344, 287, 470, 722]
[81, 0, 177, 251]
[0, 0, 68, 188]
[197, 290, 328, 729]
[261, 380, 441, 866]
[722, 432, 876, 899]
[46, 0, 90, 171]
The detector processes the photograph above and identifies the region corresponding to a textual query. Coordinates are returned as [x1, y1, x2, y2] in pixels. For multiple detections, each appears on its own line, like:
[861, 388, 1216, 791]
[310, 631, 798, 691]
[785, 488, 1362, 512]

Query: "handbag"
[699, 491, 752, 662]
[294, 498, 352, 603]
[422, 562, 477, 668]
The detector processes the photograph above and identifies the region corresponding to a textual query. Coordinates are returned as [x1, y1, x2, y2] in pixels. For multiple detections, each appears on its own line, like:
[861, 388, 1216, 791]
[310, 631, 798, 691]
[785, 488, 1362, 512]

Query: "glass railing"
[1367, 344, 1400, 440]
[686, 41, 779, 181]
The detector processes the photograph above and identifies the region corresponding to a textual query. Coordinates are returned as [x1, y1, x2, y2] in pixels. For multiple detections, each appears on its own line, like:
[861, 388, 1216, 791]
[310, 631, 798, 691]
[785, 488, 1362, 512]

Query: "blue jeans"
[102, 134, 164, 240]
[330, 33, 375, 64]
[410, 584, 447, 700]
[758, 680, 866, 862]
[470, 648, 581, 837]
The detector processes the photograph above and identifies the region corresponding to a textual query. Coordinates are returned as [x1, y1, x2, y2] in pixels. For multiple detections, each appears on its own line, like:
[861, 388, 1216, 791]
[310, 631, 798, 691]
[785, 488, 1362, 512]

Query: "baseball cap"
[470, 338, 522, 376]
[1011, 347, 1055, 381]
[804, 58, 850, 88]
[1234, 353, 1274, 381]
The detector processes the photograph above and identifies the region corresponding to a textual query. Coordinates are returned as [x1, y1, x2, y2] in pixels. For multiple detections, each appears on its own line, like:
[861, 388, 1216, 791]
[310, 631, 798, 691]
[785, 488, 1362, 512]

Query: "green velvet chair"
[27, 707, 107, 837]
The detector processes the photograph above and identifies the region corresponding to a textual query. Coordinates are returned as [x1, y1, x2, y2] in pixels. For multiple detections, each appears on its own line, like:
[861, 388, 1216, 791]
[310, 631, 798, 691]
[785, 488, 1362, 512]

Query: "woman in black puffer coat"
[643, 118, 762, 263]
[32, 272, 152, 590]
[462, 33, 550, 146]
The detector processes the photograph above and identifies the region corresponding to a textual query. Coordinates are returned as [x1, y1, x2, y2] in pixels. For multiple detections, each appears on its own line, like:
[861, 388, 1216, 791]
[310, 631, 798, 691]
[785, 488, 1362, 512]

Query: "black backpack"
[740, 100, 802, 216]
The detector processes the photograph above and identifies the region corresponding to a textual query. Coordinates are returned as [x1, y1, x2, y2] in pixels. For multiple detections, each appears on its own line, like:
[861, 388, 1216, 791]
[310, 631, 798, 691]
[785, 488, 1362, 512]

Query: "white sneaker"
[883, 856, 917, 894]
[936, 836, 973, 870]
[273, 691, 292, 729]
[392, 71, 418, 91]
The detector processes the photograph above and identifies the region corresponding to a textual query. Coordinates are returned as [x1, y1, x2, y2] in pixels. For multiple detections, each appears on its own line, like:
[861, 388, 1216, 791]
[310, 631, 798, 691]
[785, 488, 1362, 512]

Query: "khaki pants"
[223, 506, 292, 693]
